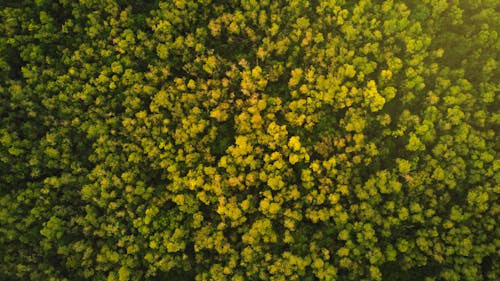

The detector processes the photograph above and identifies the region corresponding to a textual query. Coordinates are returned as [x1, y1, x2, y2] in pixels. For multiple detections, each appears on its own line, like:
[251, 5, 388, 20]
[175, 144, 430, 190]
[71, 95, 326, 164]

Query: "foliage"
[0, 0, 498, 280]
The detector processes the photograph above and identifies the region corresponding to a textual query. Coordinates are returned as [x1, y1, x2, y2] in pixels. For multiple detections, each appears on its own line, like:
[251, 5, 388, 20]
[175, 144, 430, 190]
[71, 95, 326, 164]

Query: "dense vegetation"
[1, 0, 499, 280]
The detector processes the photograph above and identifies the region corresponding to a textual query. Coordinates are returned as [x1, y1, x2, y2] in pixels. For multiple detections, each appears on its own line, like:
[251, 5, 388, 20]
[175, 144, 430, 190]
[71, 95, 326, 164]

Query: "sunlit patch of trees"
[0, 0, 498, 280]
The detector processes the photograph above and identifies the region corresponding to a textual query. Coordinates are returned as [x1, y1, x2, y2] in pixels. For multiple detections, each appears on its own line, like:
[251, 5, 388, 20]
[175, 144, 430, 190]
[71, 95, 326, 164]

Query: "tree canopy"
[0, 0, 498, 280]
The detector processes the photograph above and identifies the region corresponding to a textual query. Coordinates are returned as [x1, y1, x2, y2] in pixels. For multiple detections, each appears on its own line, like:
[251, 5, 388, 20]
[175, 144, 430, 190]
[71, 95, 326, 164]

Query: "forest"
[0, 0, 499, 280]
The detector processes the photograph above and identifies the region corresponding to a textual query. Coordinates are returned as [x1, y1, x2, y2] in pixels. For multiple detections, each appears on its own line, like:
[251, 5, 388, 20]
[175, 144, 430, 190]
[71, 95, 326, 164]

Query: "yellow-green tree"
[1, 0, 498, 280]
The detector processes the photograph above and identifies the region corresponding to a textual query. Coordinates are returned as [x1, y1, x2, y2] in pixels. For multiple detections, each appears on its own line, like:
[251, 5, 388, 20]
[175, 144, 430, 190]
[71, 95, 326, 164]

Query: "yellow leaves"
[164, 230, 186, 253]
[256, 99, 267, 111]
[44, 147, 59, 159]
[203, 166, 216, 176]
[328, 193, 340, 205]
[173, 194, 185, 205]
[389, 180, 402, 193]
[396, 238, 409, 253]
[228, 21, 240, 34]
[268, 202, 281, 215]
[337, 247, 350, 257]
[187, 176, 204, 190]
[283, 229, 294, 243]
[313, 32, 324, 43]
[310, 161, 322, 174]
[312, 258, 324, 269]
[406, 133, 426, 151]
[228, 135, 252, 158]
[144, 206, 159, 225]
[335, 85, 349, 108]
[377, 113, 392, 127]
[285, 136, 309, 164]
[250, 113, 263, 129]
[266, 121, 288, 149]
[267, 174, 284, 190]
[306, 208, 330, 223]
[369, 266, 382, 281]
[338, 229, 349, 241]
[259, 198, 281, 216]
[251, 66, 262, 79]
[269, 23, 280, 36]
[156, 43, 169, 59]
[405, 38, 424, 54]
[435, 48, 444, 58]
[285, 111, 306, 127]
[288, 186, 301, 200]
[295, 17, 310, 29]
[289, 68, 303, 88]
[397, 158, 412, 174]
[363, 80, 386, 112]
[289, 153, 300, 164]
[432, 167, 445, 180]
[300, 29, 314, 46]
[187, 79, 196, 89]
[242, 218, 277, 245]
[111, 61, 123, 74]
[192, 212, 204, 228]
[203, 55, 218, 74]
[258, 198, 269, 212]
[336, 184, 349, 196]
[283, 209, 303, 230]
[208, 20, 222, 37]
[240, 197, 252, 212]
[245, 171, 259, 187]
[235, 111, 253, 134]
[149, 240, 158, 249]
[446, 106, 465, 125]
[210, 102, 230, 122]
[343, 64, 356, 78]
[467, 189, 490, 213]
[241, 67, 268, 95]
[118, 266, 130, 281]
[380, 69, 392, 80]
[217, 198, 245, 226]
[301, 169, 314, 189]
[410, 202, 422, 214]
[336, 211, 349, 224]
[398, 207, 409, 221]
[228, 175, 244, 188]
[415, 236, 431, 254]
[387, 57, 403, 72]
[344, 108, 366, 133]
[288, 136, 301, 151]
[150, 90, 170, 112]
[304, 67, 316, 84]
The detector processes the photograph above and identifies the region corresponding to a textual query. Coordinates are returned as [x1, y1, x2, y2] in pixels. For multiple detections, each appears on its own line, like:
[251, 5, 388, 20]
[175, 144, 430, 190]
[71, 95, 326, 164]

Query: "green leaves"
[1, 0, 498, 280]
[407, 133, 426, 151]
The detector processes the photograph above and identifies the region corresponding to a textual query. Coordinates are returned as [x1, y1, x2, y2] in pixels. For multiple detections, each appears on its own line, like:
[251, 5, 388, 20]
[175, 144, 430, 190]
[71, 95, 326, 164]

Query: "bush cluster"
[1, 0, 498, 280]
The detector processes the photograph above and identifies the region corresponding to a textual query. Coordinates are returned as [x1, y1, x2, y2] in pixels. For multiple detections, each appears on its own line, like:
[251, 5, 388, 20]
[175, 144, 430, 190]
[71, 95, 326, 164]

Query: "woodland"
[0, 0, 499, 280]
